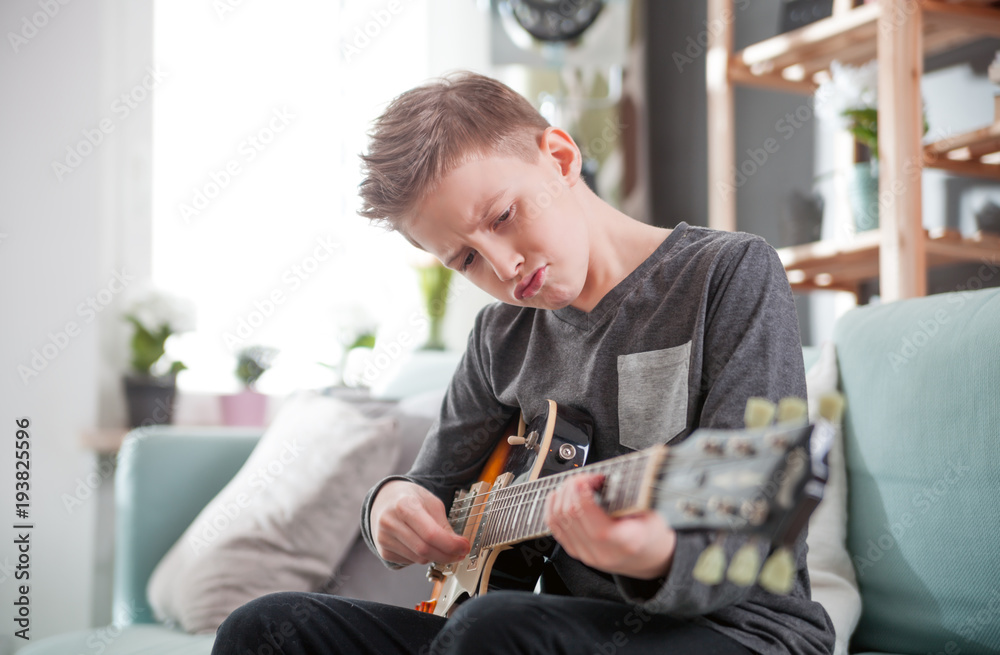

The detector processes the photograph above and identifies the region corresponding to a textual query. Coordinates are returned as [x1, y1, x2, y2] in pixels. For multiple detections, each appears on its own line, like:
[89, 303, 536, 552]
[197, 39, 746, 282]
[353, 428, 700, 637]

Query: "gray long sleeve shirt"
[360, 222, 836, 655]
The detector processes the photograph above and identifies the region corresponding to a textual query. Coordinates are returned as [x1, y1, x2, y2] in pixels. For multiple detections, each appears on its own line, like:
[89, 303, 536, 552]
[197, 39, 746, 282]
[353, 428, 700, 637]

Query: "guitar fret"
[493, 488, 506, 547]
[502, 488, 514, 544]
[511, 492, 523, 541]
[480, 451, 663, 548]
[482, 491, 497, 548]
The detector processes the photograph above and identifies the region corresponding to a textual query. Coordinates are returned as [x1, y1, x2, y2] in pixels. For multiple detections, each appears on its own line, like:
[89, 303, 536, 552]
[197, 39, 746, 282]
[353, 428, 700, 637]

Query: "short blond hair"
[358, 71, 550, 245]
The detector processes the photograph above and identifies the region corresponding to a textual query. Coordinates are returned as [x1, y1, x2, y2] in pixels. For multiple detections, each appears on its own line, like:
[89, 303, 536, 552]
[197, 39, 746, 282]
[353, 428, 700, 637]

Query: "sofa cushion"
[147, 390, 400, 634]
[804, 341, 861, 655]
[834, 288, 1000, 654]
[19, 625, 213, 655]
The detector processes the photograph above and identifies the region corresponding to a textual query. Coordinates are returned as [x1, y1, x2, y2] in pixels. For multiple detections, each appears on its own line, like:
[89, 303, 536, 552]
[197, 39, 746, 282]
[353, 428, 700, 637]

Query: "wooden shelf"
[730, 1, 1000, 94]
[925, 122, 1000, 179]
[778, 228, 1000, 292]
[81, 428, 130, 455]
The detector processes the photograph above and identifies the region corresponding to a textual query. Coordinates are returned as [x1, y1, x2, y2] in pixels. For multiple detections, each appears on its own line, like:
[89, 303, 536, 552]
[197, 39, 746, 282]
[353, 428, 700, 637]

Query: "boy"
[213, 71, 835, 655]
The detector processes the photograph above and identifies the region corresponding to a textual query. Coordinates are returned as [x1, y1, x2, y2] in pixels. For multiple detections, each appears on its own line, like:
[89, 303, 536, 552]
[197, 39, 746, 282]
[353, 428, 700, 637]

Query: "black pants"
[211, 590, 753, 655]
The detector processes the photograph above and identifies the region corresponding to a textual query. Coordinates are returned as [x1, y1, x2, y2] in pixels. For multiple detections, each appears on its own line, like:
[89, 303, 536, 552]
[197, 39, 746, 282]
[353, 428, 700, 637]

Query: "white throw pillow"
[805, 341, 862, 655]
[147, 390, 400, 634]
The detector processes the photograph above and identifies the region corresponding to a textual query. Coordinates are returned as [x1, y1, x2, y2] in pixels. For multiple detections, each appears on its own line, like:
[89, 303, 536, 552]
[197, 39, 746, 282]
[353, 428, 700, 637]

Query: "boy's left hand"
[544, 472, 677, 580]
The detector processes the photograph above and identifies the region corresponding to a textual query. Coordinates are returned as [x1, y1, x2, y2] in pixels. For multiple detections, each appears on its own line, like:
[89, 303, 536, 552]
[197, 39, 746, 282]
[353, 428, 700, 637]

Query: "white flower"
[122, 282, 197, 334]
[815, 59, 879, 129]
[330, 300, 379, 347]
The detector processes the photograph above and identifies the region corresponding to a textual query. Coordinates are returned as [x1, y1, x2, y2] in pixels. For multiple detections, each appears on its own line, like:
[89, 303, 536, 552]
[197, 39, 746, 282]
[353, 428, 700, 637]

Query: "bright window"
[152, 0, 437, 394]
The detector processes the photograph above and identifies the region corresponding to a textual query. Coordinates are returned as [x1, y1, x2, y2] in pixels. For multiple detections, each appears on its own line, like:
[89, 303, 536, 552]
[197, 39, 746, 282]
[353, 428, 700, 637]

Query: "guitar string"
[460, 481, 765, 549]
[446, 464, 773, 529]
[444, 452, 773, 522]
[442, 441, 794, 509]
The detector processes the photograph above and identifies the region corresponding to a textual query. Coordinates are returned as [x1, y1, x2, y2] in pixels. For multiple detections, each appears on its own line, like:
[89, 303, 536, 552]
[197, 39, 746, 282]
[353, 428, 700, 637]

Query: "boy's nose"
[481, 243, 522, 282]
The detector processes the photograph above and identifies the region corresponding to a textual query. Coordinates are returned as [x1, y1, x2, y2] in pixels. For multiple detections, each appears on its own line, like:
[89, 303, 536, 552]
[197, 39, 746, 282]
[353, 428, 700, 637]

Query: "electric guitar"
[415, 394, 842, 617]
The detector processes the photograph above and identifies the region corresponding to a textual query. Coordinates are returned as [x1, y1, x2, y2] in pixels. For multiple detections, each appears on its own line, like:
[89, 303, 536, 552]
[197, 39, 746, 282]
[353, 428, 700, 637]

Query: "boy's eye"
[459, 205, 514, 273]
[460, 251, 476, 271]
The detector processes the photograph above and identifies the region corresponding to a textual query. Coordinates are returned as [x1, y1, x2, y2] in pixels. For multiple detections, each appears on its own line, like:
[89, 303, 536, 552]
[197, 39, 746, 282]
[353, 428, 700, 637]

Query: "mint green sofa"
[23, 288, 1000, 654]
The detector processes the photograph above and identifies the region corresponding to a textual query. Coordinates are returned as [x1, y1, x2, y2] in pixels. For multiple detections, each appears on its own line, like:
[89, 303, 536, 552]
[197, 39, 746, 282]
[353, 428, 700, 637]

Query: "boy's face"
[404, 127, 590, 311]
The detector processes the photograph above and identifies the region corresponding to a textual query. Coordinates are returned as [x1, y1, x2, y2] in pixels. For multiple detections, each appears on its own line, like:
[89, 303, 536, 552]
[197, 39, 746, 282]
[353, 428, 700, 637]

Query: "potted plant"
[815, 59, 929, 233]
[121, 285, 196, 428]
[220, 345, 279, 426]
[416, 260, 453, 351]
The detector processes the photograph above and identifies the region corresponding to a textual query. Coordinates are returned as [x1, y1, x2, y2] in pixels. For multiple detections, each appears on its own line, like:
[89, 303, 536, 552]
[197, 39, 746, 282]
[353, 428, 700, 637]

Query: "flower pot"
[849, 160, 880, 233]
[123, 373, 177, 428]
[220, 389, 268, 426]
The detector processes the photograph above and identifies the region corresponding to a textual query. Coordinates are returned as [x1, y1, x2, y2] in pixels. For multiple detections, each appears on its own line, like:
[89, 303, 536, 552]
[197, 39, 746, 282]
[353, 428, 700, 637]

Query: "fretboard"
[478, 448, 665, 549]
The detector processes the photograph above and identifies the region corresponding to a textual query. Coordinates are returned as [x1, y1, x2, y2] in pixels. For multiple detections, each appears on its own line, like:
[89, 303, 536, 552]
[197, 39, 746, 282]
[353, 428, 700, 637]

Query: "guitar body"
[415, 395, 837, 618]
[416, 399, 594, 617]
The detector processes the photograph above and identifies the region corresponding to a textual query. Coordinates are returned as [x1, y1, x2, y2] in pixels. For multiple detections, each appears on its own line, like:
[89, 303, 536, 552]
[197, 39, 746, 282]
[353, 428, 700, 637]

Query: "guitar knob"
[556, 443, 577, 462]
[759, 547, 796, 594]
[818, 391, 846, 424]
[744, 397, 776, 428]
[727, 541, 761, 587]
[776, 397, 808, 424]
[693, 543, 726, 585]
[524, 430, 540, 449]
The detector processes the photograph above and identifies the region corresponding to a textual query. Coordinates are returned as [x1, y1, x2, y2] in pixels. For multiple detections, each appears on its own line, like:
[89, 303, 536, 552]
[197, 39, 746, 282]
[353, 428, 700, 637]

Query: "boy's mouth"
[515, 265, 546, 301]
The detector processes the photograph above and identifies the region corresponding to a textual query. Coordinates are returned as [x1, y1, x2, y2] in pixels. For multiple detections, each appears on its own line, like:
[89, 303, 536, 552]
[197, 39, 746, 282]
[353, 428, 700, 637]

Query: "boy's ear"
[538, 126, 582, 187]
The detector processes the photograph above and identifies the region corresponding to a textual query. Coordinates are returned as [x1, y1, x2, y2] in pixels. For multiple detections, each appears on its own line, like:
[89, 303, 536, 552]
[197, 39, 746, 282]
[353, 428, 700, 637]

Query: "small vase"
[849, 160, 880, 233]
[123, 373, 177, 428]
[219, 389, 268, 426]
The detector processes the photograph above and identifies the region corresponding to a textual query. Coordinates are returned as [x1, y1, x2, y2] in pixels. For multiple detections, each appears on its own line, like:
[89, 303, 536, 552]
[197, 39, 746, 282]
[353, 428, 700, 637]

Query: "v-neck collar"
[552, 222, 689, 332]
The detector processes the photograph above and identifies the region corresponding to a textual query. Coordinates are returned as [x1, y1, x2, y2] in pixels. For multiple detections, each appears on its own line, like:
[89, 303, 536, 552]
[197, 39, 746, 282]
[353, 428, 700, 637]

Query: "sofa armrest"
[112, 426, 263, 626]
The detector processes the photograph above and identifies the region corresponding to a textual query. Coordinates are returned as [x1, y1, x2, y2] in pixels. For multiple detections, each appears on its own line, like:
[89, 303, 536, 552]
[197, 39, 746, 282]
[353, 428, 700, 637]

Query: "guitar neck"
[478, 447, 668, 550]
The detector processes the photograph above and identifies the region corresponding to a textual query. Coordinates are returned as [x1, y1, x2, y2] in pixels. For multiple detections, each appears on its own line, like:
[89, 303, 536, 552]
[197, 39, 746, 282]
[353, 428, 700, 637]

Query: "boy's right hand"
[370, 480, 470, 566]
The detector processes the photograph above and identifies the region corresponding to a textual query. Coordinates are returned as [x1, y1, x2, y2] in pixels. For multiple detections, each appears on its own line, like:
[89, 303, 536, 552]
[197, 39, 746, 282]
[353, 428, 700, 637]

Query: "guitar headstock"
[654, 393, 843, 593]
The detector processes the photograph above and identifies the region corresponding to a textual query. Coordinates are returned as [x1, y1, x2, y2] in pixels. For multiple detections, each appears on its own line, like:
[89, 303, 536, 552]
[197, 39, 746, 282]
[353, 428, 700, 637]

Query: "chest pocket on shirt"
[617, 341, 691, 451]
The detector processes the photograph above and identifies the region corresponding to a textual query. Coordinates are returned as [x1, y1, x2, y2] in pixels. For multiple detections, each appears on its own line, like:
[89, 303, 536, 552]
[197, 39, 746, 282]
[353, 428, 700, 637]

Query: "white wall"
[0, 0, 154, 648]
[0, 0, 497, 647]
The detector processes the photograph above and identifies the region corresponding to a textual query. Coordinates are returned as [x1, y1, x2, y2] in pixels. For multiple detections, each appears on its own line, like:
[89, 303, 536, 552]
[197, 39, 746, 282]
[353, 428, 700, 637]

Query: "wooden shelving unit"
[707, 0, 1000, 301]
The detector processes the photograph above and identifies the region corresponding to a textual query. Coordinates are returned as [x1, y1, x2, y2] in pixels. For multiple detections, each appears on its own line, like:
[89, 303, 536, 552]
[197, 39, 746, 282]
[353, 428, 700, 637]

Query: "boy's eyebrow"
[444, 187, 508, 268]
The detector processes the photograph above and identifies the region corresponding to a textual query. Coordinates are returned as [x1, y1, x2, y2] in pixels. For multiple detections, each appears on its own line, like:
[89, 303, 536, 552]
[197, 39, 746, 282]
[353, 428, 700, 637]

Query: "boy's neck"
[571, 193, 672, 313]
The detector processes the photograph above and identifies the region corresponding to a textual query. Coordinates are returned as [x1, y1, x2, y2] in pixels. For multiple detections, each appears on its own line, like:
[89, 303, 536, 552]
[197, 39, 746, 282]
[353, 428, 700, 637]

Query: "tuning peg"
[759, 547, 796, 594]
[818, 392, 846, 425]
[693, 542, 726, 586]
[776, 397, 808, 424]
[744, 397, 776, 428]
[726, 541, 761, 586]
